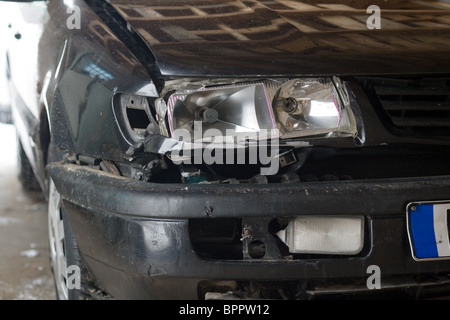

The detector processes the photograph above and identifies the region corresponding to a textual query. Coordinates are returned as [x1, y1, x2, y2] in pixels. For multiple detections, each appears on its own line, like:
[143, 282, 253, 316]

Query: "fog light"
[276, 216, 364, 255]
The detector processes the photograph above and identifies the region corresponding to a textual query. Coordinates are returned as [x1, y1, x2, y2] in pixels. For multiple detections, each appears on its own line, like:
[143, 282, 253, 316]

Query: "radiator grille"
[361, 76, 450, 136]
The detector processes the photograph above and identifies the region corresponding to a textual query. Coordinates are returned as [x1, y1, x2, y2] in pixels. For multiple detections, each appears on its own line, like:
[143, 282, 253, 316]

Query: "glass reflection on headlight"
[162, 78, 357, 142]
[273, 78, 355, 139]
[166, 82, 277, 141]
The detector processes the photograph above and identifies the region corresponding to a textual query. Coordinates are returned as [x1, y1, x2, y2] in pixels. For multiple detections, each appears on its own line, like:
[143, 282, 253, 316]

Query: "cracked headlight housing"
[159, 77, 357, 142]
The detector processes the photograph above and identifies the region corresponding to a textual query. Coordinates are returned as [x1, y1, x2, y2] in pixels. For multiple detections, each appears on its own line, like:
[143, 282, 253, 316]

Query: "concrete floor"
[0, 123, 56, 300]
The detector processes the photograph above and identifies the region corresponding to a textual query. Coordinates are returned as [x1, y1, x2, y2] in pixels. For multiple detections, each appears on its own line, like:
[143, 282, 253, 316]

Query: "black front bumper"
[48, 164, 450, 299]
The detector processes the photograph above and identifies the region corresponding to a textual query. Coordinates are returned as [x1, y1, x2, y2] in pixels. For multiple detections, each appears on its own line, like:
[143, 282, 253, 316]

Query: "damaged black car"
[4, 0, 450, 300]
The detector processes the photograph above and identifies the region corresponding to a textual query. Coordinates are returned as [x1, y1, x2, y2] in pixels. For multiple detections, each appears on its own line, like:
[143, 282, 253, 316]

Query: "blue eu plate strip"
[410, 204, 439, 258]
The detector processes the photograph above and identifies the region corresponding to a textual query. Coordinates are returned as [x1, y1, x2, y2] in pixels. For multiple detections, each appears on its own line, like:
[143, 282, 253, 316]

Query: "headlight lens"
[167, 81, 277, 142]
[273, 78, 356, 139]
[160, 78, 357, 142]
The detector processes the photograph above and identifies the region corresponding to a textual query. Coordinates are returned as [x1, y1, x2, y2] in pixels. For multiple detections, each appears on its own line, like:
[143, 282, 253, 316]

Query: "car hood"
[109, 0, 450, 77]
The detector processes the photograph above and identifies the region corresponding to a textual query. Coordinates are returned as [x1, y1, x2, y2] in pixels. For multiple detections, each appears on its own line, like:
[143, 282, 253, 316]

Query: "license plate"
[407, 201, 450, 261]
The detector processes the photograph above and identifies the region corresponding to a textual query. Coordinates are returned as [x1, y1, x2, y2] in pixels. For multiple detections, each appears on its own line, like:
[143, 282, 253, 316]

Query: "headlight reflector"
[273, 78, 356, 139]
[167, 81, 277, 142]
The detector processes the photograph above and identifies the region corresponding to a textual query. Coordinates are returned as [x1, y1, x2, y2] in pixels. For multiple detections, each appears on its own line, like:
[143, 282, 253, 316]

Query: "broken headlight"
[158, 77, 357, 142]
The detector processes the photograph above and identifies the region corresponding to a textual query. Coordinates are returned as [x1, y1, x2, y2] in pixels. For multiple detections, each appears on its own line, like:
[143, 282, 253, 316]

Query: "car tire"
[48, 178, 93, 300]
[17, 139, 40, 191]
